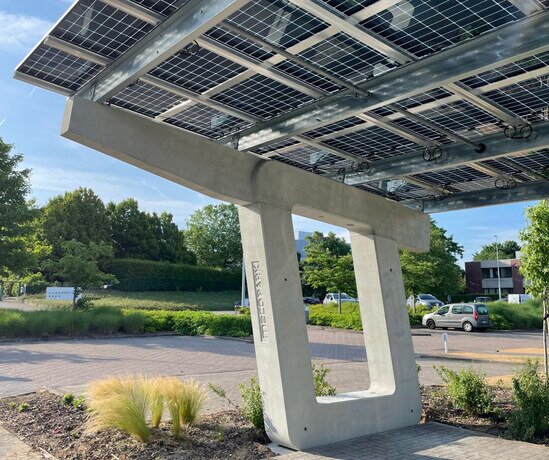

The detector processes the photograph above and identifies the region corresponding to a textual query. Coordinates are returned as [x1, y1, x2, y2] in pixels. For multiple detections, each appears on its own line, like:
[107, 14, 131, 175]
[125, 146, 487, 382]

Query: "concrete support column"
[350, 233, 420, 397]
[238, 202, 315, 446]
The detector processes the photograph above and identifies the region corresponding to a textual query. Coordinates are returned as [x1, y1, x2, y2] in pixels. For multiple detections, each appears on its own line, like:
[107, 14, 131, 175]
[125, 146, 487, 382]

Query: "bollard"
[442, 332, 448, 354]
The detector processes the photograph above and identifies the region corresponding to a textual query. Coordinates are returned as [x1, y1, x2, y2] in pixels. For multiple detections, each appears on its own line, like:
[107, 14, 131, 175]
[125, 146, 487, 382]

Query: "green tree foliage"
[185, 204, 242, 269]
[400, 220, 464, 300]
[41, 188, 110, 257]
[302, 232, 356, 311]
[45, 240, 116, 308]
[150, 212, 196, 265]
[107, 199, 158, 260]
[520, 200, 549, 376]
[0, 138, 35, 276]
[473, 240, 521, 261]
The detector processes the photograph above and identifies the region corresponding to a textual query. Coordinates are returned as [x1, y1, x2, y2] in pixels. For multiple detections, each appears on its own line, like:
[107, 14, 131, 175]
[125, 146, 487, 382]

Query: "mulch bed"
[422, 385, 549, 446]
[0, 391, 272, 459]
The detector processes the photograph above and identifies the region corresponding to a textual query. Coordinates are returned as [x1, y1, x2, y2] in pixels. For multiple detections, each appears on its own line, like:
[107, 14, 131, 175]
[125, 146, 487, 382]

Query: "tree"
[302, 232, 355, 313]
[401, 220, 464, 306]
[473, 240, 521, 261]
[41, 188, 110, 257]
[185, 204, 242, 269]
[150, 212, 196, 264]
[0, 138, 35, 276]
[46, 240, 116, 309]
[107, 199, 158, 260]
[519, 200, 549, 377]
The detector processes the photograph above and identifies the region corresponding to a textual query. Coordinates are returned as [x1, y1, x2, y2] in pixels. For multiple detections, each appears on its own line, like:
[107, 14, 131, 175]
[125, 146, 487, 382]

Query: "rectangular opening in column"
[293, 214, 371, 397]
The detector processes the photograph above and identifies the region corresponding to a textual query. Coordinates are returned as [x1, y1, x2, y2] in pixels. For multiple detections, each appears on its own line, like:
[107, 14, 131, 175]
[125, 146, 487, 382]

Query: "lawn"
[23, 290, 241, 311]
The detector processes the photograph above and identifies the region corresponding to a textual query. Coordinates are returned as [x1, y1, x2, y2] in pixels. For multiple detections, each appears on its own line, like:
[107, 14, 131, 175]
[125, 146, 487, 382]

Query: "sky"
[0, 0, 538, 263]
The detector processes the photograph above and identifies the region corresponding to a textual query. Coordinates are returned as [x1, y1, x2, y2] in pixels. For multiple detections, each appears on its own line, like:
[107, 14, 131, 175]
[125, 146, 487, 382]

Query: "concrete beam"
[77, 0, 250, 102]
[62, 96, 429, 250]
[226, 11, 549, 150]
[402, 181, 549, 213]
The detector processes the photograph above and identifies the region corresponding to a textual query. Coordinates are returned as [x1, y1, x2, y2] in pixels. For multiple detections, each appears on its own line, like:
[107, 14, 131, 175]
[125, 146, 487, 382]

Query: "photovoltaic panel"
[324, 126, 420, 160]
[273, 60, 342, 93]
[205, 26, 276, 62]
[164, 104, 253, 139]
[319, 0, 378, 17]
[396, 88, 454, 110]
[279, 145, 343, 167]
[225, 0, 329, 50]
[483, 77, 549, 122]
[129, 0, 187, 16]
[512, 150, 549, 171]
[361, 0, 524, 58]
[149, 48, 247, 94]
[252, 138, 300, 155]
[412, 165, 490, 187]
[211, 74, 315, 119]
[17, 45, 102, 92]
[461, 52, 549, 89]
[397, 100, 501, 138]
[297, 32, 398, 86]
[50, 0, 153, 60]
[109, 81, 183, 117]
[303, 117, 367, 139]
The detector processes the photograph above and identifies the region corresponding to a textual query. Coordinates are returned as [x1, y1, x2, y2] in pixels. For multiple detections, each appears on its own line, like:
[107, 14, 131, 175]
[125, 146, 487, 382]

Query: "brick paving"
[0, 327, 546, 459]
[279, 423, 549, 459]
[0, 424, 45, 459]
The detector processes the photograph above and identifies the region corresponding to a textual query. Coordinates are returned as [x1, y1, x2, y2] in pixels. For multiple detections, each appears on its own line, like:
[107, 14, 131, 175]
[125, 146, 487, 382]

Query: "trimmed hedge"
[0, 307, 251, 339]
[450, 293, 500, 303]
[108, 258, 240, 292]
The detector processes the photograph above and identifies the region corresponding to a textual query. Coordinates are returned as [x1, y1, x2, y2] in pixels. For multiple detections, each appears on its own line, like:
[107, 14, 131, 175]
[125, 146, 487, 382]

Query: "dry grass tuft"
[87, 375, 151, 443]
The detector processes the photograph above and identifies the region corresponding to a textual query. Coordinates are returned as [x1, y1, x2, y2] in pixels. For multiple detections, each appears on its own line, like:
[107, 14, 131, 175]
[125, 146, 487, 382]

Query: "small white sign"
[46, 287, 82, 301]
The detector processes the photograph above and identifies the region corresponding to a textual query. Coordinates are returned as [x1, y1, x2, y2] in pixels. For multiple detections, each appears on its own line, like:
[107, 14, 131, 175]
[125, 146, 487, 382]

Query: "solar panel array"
[15, 0, 549, 209]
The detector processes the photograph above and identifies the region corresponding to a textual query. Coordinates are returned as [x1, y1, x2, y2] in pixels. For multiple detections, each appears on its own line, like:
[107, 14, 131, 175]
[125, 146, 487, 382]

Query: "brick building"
[465, 252, 524, 295]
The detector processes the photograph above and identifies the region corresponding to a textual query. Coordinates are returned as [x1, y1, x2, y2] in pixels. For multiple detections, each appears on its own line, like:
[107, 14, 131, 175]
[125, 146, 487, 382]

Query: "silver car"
[407, 293, 444, 309]
[422, 303, 491, 332]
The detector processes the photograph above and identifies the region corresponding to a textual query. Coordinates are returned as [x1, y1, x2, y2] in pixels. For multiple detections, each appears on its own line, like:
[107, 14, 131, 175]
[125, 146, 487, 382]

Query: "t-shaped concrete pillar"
[61, 97, 430, 450]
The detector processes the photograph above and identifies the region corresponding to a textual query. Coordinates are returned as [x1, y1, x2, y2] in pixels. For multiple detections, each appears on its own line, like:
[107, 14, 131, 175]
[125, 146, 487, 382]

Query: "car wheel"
[426, 319, 436, 330]
[462, 321, 473, 333]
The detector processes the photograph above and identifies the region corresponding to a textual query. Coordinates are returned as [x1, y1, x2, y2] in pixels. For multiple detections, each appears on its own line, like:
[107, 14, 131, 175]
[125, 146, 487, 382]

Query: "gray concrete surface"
[0, 299, 38, 312]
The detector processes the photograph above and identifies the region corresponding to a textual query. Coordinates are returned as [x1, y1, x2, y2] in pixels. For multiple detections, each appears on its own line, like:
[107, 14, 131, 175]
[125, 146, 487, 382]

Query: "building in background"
[295, 231, 313, 259]
[465, 252, 524, 295]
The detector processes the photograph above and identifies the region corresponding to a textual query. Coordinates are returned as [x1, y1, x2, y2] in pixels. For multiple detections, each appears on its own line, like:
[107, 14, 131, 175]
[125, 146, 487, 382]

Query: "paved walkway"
[0, 424, 45, 459]
[279, 423, 549, 459]
[0, 299, 38, 312]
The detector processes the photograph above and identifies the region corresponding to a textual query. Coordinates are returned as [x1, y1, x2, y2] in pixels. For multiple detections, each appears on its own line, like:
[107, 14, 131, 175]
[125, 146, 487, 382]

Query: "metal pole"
[241, 255, 246, 309]
[495, 235, 502, 300]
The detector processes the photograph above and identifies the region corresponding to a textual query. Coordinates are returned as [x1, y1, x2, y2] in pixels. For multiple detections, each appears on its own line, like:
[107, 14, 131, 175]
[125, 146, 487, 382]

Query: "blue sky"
[0, 0, 536, 263]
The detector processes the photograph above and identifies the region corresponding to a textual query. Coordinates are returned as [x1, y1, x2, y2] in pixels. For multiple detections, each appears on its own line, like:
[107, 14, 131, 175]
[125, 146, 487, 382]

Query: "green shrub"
[312, 363, 336, 396]
[18, 402, 29, 412]
[489, 313, 513, 330]
[0, 308, 251, 339]
[488, 299, 542, 330]
[240, 377, 264, 430]
[507, 360, 549, 441]
[62, 393, 75, 406]
[309, 304, 362, 330]
[435, 366, 495, 416]
[107, 259, 240, 292]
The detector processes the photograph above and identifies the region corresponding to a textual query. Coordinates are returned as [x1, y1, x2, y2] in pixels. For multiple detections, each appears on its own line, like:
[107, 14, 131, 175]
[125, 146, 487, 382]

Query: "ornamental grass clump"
[146, 377, 165, 428]
[87, 375, 151, 443]
[162, 377, 208, 438]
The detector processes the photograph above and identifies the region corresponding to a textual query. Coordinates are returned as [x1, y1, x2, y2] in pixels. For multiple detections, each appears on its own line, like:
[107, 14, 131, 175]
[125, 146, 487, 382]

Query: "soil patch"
[0, 391, 272, 459]
[421, 385, 549, 446]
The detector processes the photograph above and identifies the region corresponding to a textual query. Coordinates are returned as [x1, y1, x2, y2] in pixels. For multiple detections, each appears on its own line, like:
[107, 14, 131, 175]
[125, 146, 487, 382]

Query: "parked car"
[323, 293, 358, 304]
[422, 303, 491, 332]
[303, 296, 321, 304]
[406, 294, 444, 309]
[474, 296, 492, 303]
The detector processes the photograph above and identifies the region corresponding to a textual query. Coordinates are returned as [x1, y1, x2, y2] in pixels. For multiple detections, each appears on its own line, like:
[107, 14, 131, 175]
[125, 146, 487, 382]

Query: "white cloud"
[0, 11, 52, 51]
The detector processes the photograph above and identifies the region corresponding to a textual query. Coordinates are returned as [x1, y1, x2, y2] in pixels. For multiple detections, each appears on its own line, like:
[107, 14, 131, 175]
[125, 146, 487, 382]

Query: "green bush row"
[107, 258, 241, 292]
[488, 299, 542, 330]
[0, 307, 251, 339]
